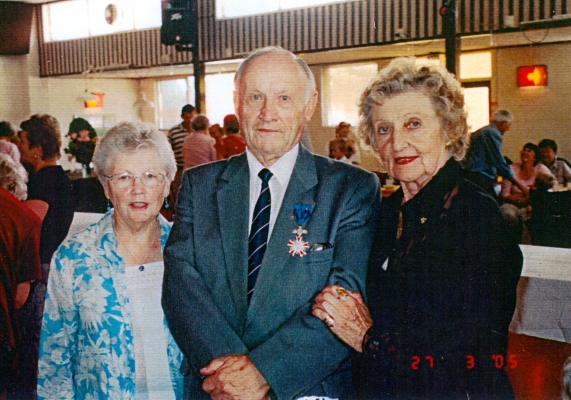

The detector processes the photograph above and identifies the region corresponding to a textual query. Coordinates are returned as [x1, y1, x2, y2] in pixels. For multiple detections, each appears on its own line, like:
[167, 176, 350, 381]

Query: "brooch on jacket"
[287, 203, 311, 257]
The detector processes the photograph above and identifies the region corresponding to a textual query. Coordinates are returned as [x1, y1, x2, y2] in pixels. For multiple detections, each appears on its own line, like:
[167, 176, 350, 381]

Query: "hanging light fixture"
[133, 79, 155, 109]
[84, 90, 98, 107]
[133, 92, 155, 108]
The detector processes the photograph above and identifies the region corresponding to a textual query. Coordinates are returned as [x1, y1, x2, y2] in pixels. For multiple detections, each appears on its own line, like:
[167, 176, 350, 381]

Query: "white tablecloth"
[67, 212, 103, 236]
[509, 245, 571, 343]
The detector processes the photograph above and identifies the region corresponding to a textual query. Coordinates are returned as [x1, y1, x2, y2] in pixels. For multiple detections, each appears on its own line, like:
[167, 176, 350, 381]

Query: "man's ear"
[304, 91, 318, 122]
[34, 145, 44, 159]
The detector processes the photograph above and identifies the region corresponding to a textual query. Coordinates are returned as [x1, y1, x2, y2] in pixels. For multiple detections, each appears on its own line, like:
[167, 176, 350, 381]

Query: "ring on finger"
[324, 315, 335, 327]
[336, 287, 349, 298]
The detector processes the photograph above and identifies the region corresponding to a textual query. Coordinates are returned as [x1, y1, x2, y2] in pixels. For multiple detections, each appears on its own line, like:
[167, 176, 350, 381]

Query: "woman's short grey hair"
[0, 153, 27, 201]
[358, 57, 469, 161]
[191, 114, 209, 131]
[93, 121, 176, 187]
[234, 46, 316, 103]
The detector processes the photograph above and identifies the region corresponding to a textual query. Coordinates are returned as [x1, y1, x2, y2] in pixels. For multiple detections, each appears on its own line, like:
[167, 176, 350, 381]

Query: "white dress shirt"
[246, 145, 299, 238]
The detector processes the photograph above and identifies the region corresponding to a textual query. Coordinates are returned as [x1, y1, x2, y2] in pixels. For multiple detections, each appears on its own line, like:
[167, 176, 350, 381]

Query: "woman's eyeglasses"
[105, 172, 166, 189]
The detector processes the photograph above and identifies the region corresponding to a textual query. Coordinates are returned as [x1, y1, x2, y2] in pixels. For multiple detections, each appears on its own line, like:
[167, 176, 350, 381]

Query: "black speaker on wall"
[161, 0, 195, 46]
[0, 2, 34, 55]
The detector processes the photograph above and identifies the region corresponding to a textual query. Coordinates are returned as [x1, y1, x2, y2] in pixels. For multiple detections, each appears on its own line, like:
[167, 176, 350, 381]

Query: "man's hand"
[200, 354, 270, 400]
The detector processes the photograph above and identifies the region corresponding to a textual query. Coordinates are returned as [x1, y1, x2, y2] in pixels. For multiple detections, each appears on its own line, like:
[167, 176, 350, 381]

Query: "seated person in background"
[0, 154, 42, 399]
[208, 123, 225, 160]
[500, 142, 555, 243]
[182, 114, 217, 169]
[329, 137, 350, 164]
[538, 138, 571, 185]
[38, 121, 182, 399]
[334, 121, 360, 164]
[219, 113, 246, 158]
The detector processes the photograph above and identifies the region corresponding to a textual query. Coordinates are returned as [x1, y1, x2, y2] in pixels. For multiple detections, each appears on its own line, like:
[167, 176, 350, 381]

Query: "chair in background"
[527, 189, 571, 248]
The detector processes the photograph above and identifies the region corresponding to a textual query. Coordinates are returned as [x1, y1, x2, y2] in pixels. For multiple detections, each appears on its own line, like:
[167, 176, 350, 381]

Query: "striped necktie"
[247, 168, 273, 303]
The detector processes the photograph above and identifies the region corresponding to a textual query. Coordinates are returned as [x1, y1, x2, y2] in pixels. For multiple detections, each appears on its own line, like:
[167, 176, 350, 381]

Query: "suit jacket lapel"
[246, 146, 318, 323]
[217, 154, 250, 326]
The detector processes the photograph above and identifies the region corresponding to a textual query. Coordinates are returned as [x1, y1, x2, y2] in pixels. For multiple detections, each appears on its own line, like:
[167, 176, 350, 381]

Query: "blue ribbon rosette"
[293, 203, 312, 226]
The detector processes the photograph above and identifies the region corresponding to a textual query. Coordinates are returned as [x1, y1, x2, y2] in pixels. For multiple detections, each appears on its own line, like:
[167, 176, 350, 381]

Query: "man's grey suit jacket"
[163, 144, 380, 399]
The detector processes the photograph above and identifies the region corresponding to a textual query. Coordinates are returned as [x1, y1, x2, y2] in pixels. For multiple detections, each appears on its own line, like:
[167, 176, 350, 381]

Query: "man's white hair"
[233, 46, 316, 103]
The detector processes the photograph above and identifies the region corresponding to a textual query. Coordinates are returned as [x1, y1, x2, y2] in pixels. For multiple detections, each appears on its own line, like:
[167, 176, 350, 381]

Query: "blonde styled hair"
[0, 153, 27, 201]
[358, 57, 469, 161]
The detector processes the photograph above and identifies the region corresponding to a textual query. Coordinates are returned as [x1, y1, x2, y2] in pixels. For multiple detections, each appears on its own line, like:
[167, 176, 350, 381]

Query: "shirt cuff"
[361, 327, 396, 360]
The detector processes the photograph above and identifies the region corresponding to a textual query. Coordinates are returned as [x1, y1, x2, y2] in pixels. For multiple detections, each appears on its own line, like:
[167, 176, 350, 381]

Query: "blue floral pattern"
[37, 211, 183, 399]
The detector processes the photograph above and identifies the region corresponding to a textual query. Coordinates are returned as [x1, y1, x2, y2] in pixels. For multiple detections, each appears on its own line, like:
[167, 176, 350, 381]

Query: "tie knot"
[258, 168, 273, 183]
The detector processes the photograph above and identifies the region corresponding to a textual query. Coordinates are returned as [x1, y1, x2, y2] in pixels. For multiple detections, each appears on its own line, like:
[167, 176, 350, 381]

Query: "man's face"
[235, 52, 317, 166]
[181, 111, 195, 129]
[498, 120, 512, 134]
[540, 146, 556, 164]
[17, 130, 36, 165]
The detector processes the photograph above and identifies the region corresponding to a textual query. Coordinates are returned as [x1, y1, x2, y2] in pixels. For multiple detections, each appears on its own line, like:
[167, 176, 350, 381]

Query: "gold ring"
[336, 287, 349, 297]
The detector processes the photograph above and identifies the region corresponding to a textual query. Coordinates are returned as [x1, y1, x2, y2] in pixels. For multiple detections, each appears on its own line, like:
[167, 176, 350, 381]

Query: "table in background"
[507, 245, 571, 399]
[510, 245, 571, 343]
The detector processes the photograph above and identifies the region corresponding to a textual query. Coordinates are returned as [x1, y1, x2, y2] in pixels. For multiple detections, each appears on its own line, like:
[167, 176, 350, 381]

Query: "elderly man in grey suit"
[163, 46, 380, 400]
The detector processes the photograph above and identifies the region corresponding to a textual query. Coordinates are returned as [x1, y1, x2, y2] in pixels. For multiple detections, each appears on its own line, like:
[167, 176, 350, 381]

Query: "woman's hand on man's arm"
[312, 285, 373, 352]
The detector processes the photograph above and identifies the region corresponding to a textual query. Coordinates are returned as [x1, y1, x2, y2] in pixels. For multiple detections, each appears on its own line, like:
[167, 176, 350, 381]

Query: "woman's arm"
[312, 285, 373, 352]
[24, 199, 49, 221]
[37, 253, 78, 399]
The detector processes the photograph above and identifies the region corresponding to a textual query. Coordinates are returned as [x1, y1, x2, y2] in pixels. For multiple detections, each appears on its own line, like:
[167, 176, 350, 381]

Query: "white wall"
[495, 43, 571, 161]
[0, 10, 142, 146]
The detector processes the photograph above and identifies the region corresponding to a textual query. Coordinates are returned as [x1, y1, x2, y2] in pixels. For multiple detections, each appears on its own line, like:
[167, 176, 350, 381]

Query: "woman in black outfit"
[313, 58, 523, 399]
[10, 114, 74, 399]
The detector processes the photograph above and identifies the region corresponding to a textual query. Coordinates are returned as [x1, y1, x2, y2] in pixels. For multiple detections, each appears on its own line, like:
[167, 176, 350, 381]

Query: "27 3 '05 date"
[411, 354, 518, 370]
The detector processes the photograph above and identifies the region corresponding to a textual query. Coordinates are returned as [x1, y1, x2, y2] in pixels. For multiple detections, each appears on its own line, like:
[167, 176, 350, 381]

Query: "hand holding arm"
[312, 285, 373, 352]
[200, 355, 270, 400]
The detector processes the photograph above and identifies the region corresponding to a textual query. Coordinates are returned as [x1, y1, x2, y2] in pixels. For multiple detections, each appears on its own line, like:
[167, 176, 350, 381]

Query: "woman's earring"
[107, 200, 111, 211]
[164, 197, 169, 209]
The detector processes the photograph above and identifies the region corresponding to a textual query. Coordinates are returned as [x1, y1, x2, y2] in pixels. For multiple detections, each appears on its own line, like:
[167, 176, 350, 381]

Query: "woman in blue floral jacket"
[38, 122, 183, 399]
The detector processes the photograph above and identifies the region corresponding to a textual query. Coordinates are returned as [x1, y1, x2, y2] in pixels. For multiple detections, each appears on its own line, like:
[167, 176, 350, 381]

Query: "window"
[217, 0, 354, 19]
[157, 78, 195, 130]
[463, 83, 490, 132]
[459, 52, 492, 132]
[205, 73, 236, 126]
[460, 52, 492, 80]
[157, 73, 236, 129]
[42, 0, 161, 42]
[43, 1, 89, 42]
[321, 63, 378, 127]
